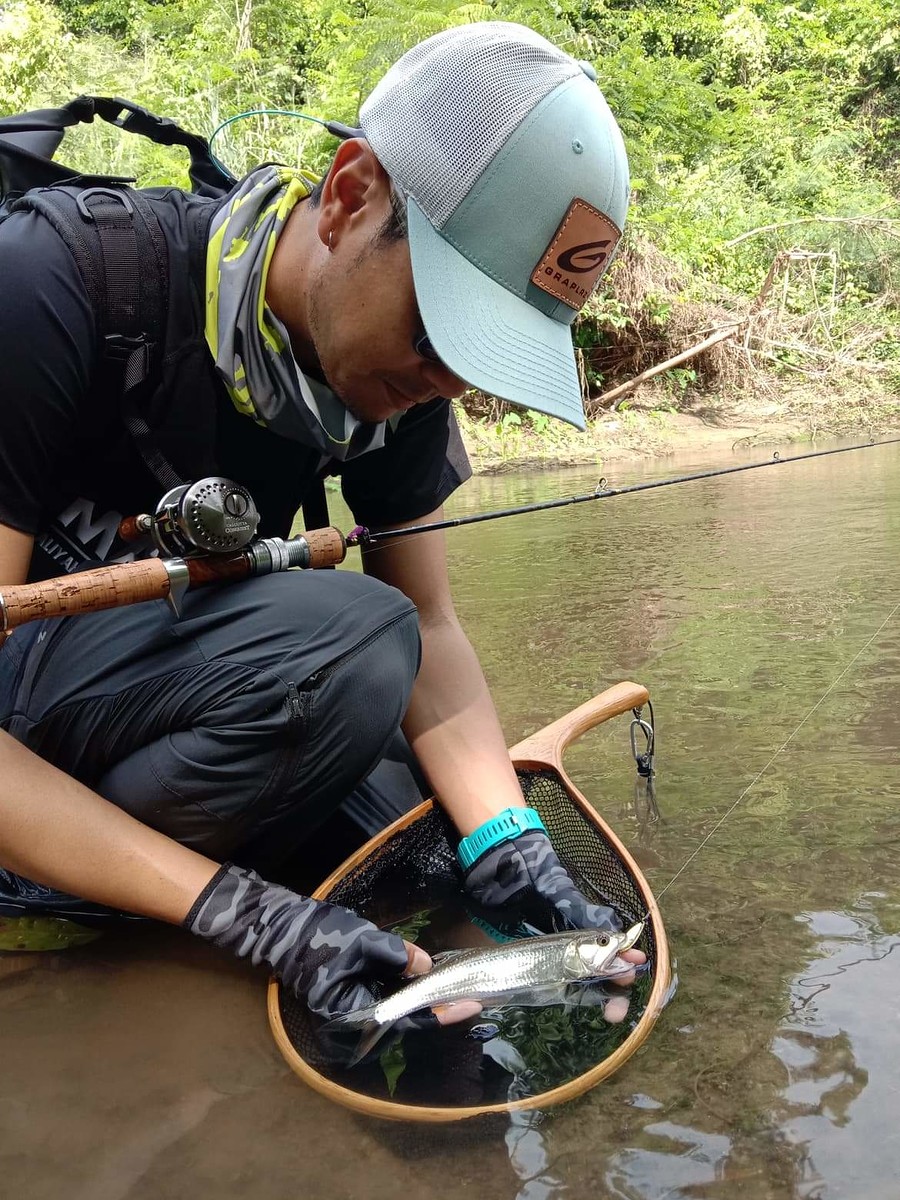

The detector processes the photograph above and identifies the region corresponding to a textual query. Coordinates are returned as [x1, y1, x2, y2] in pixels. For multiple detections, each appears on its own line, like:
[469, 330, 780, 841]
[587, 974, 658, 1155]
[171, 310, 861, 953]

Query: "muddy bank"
[459, 378, 900, 473]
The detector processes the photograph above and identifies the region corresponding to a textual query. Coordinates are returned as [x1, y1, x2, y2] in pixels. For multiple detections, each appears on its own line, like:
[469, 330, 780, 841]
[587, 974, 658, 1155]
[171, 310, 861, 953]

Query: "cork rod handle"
[0, 559, 172, 631]
[302, 527, 347, 569]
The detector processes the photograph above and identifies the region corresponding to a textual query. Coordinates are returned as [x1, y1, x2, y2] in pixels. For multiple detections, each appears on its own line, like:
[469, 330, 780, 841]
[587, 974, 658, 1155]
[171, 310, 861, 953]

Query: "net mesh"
[360, 24, 580, 227]
[277, 765, 657, 1104]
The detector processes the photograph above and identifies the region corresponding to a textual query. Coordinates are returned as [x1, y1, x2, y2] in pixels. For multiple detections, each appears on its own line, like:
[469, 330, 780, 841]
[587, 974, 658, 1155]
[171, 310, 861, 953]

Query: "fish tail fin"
[353, 1018, 389, 1066]
[320, 1010, 390, 1068]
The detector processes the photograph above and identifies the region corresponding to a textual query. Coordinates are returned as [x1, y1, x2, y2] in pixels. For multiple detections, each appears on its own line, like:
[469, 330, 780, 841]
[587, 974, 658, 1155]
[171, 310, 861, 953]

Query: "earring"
[327, 229, 334, 253]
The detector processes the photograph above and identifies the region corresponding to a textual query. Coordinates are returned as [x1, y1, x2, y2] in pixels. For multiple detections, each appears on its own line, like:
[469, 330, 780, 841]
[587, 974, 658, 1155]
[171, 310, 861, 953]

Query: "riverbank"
[458, 376, 900, 473]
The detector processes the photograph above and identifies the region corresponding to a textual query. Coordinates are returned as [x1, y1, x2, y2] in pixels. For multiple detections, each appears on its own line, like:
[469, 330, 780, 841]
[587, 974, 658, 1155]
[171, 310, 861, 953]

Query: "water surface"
[2, 438, 899, 1199]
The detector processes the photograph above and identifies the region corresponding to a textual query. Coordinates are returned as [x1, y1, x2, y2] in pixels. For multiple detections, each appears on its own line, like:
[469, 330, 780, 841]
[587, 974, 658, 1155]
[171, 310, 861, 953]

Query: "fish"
[325, 922, 645, 1064]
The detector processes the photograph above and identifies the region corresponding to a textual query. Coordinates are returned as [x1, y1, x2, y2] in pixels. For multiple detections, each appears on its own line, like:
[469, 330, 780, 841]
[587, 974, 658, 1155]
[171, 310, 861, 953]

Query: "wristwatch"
[456, 806, 547, 870]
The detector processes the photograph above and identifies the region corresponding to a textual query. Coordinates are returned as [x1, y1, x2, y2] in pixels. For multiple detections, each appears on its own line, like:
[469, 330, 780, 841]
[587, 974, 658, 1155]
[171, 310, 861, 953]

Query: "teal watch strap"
[457, 807, 547, 871]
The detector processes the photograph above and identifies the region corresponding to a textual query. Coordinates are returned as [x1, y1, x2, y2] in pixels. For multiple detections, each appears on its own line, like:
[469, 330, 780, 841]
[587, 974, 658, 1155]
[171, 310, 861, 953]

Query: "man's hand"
[463, 828, 622, 932]
[185, 863, 441, 1023]
[463, 829, 647, 1019]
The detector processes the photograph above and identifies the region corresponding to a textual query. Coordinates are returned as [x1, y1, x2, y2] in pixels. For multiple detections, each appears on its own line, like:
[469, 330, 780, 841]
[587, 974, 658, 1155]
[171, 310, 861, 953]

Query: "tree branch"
[593, 325, 740, 410]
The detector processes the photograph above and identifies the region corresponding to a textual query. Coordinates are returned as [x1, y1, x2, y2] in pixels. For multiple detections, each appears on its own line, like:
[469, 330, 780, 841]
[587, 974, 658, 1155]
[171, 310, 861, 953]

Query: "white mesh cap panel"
[360, 23, 581, 228]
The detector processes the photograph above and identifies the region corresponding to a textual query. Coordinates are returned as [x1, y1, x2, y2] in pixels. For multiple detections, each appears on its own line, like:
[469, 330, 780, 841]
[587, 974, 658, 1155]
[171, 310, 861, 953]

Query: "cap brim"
[407, 200, 587, 430]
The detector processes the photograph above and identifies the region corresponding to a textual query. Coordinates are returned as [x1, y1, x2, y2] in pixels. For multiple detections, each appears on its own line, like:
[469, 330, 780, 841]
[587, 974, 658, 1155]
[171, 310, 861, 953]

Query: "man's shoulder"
[0, 185, 215, 302]
[0, 203, 80, 269]
[140, 187, 222, 259]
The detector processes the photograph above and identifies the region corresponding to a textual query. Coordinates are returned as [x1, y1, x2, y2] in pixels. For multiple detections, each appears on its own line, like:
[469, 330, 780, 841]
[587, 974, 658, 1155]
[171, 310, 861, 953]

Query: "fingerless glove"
[185, 863, 418, 1020]
[464, 830, 620, 932]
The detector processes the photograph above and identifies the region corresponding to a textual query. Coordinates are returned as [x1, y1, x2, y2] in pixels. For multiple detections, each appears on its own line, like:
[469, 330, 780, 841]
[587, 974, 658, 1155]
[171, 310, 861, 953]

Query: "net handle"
[508, 681, 650, 770]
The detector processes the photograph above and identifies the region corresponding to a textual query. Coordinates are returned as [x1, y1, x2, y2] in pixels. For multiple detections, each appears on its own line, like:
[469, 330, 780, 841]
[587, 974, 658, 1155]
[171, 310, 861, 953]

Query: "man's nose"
[421, 360, 469, 400]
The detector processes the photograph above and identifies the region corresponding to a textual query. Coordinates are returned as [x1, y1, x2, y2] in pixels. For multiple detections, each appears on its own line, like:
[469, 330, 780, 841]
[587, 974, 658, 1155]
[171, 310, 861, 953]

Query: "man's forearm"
[0, 729, 218, 922]
[401, 613, 526, 835]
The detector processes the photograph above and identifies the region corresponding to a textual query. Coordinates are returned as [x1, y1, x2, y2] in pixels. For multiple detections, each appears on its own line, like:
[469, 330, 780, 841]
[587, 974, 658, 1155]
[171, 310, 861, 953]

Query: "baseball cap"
[358, 22, 629, 430]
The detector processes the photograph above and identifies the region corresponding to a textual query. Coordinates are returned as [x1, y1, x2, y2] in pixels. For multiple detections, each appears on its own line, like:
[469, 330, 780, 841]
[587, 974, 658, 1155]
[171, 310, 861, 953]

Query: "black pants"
[0, 569, 425, 876]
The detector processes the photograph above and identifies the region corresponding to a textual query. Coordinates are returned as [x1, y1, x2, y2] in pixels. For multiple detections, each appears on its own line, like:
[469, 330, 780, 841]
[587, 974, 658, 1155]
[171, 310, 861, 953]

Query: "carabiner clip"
[630, 702, 655, 779]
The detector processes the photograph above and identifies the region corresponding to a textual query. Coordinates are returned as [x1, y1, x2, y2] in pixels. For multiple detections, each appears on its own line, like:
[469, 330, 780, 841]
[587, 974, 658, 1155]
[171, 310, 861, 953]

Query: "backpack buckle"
[76, 186, 134, 220]
[104, 333, 150, 363]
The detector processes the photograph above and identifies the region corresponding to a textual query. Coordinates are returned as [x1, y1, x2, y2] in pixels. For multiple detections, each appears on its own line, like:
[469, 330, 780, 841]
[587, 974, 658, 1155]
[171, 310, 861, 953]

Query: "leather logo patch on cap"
[531, 198, 621, 310]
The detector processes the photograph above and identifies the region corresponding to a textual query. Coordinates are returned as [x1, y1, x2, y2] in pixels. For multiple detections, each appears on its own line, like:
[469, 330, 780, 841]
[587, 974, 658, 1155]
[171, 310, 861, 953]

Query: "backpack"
[0, 95, 336, 533]
[0, 96, 238, 491]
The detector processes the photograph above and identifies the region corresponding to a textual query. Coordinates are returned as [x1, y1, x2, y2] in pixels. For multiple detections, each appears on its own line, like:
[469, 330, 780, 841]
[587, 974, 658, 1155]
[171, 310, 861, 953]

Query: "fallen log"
[593, 323, 740, 410]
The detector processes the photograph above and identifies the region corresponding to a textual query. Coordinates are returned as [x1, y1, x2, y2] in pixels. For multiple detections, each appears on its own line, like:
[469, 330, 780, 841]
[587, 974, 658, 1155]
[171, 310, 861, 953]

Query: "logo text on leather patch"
[531, 198, 621, 309]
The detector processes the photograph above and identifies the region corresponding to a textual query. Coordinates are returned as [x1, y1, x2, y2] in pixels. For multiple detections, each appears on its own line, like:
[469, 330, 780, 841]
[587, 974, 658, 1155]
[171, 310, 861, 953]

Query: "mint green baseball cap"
[359, 22, 629, 430]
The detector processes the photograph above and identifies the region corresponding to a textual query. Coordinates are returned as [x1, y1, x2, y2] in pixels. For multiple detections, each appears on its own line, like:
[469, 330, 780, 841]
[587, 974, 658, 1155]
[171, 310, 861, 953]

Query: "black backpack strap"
[302, 477, 332, 532]
[15, 184, 184, 491]
[0, 95, 237, 495]
[0, 96, 234, 201]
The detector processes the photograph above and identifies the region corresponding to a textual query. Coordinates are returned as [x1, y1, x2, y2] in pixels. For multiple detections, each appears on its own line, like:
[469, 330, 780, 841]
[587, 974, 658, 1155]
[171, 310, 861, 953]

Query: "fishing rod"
[1, 437, 898, 632]
[346, 435, 900, 546]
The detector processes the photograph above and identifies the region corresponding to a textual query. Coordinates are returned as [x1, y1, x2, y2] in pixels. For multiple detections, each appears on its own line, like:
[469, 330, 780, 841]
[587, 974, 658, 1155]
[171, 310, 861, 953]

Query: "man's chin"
[342, 402, 386, 426]
[323, 371, 411, 424]
[323, 382, 376, 425]
[341, 393, 406, 425]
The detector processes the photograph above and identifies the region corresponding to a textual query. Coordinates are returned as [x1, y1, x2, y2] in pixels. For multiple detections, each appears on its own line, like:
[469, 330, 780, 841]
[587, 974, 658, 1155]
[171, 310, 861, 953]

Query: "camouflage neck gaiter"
[205, 164, 388, 461]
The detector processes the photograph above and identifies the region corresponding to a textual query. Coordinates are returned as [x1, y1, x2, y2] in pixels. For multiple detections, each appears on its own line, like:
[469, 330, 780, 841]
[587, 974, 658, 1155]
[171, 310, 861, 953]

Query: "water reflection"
[600, 900, 898, 1200]
[607, 1122, 733, 1199]
[772, 903, 900, 1197]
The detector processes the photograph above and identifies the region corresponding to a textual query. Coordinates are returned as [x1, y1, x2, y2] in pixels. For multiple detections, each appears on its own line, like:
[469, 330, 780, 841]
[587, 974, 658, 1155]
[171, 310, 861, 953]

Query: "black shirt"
[0, 199, 471, 581]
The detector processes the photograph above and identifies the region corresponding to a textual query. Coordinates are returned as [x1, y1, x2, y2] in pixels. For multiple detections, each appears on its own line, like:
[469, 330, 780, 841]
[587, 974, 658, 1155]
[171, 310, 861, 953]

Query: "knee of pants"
[293, 603, 422, 793]
[97, 597, 422, 858]
[227, 613, 423, 868]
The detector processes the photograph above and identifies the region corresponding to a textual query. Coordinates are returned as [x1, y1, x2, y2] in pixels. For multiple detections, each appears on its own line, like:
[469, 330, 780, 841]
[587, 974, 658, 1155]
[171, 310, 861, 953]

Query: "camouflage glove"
[463, 830, 621, 933]
[184, 863, 434, 1023]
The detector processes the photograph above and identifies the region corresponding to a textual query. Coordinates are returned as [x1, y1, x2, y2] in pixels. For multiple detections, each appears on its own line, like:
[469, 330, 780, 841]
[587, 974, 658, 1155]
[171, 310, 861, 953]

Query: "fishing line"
[653, 598, 900, 902]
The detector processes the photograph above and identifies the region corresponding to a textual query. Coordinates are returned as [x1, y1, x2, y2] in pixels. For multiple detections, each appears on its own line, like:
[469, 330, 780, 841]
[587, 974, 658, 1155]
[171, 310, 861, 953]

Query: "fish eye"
[598, 934, 610, 945]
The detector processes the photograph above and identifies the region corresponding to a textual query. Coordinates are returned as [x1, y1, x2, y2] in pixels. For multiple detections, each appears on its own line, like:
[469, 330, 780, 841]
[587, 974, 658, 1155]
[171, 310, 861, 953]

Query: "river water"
[2, 438, 899, 1199]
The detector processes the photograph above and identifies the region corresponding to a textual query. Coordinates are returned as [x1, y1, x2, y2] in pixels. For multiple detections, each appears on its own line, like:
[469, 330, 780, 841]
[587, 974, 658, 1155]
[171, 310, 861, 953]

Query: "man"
[0, 23, 641, 1029]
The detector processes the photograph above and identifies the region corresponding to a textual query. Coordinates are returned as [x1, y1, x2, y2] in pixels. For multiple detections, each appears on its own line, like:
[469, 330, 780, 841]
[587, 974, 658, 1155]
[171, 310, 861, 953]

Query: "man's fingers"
[400, 944, 482, 1025]
[611, 946, 647, 987]
[432, 999, 483, 1026]
[603, 993, 630, 1024]
[404, 941, 432, 975]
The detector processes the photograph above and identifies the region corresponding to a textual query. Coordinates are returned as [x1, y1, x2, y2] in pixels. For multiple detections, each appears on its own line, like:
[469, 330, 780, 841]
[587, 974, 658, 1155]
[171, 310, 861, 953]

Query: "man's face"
[305, 181, 467, 423]
[310, 235, 467, 423]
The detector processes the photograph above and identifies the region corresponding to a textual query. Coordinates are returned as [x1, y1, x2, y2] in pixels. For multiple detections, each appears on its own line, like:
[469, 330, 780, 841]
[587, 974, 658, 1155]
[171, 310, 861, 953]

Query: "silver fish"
[327, 922, 644, 1062]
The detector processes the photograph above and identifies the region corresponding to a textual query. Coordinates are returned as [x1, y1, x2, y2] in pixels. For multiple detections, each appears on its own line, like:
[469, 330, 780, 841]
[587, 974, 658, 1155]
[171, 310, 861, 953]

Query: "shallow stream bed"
[2, 438, 899, 1200]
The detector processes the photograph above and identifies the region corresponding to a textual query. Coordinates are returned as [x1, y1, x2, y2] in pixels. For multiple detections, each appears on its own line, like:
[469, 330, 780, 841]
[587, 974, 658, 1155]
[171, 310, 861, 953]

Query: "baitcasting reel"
[122, 477, 261, 558]
[0, 478, 349, 634]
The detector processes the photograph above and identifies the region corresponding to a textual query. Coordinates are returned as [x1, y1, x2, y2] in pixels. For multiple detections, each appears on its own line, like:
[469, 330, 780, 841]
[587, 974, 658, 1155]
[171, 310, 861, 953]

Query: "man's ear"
[316, 139, 390, 251]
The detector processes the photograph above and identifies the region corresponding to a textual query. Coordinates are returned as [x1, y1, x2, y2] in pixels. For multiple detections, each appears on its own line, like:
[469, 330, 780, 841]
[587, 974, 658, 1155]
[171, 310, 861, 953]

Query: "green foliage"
[378, 1039, 407, 1097]
[1, 0, 897, 412]
[495, 410, 522, 439]
[0, 0, 66, 108]
[0, 915, 101, 950]
[664, 367, 697, 395]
